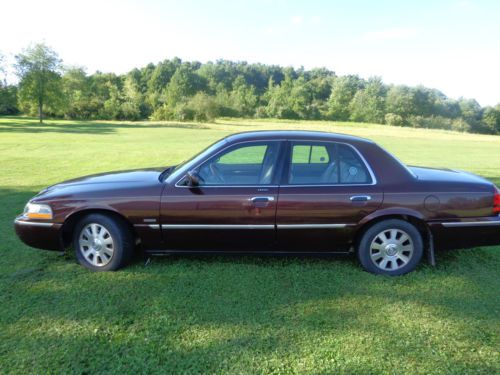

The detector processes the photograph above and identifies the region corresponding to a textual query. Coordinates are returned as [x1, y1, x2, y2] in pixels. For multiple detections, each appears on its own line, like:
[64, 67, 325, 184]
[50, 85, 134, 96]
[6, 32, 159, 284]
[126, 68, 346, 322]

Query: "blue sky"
[1, 0, 499, 105]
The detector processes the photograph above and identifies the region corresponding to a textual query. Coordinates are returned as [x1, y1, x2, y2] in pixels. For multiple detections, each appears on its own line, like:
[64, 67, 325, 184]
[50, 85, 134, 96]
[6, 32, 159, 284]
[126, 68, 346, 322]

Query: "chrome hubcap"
[369, 229, 414, 271]
[79, 223, 114, 267]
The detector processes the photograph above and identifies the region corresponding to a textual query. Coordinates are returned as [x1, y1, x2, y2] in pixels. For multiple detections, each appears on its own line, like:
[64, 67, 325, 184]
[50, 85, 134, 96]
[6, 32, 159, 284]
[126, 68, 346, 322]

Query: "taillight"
[494, 187, 500, 215]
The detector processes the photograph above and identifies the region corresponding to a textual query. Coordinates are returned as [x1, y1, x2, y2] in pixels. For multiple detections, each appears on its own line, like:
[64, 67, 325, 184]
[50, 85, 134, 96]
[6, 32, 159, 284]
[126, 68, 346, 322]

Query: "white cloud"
[290, 16, 303, 25]
[361, 28, 418, 41]
[453, 0, 479, 10]
[310, 16, 321, 25]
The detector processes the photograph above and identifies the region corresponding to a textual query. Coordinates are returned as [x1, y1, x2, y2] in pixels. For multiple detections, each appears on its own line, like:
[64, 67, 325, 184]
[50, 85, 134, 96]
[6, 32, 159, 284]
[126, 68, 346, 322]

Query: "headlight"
[24, 202, 53, 220]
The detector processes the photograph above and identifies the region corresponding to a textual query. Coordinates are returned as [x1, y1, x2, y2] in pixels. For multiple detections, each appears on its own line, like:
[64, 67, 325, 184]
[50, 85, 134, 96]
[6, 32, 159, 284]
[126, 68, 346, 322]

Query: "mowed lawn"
[0, 116, 499, 374]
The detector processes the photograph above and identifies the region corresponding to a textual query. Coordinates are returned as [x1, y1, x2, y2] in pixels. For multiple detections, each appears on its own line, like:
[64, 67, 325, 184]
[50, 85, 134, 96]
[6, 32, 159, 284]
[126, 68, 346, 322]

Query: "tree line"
[0, 43, 499, 134]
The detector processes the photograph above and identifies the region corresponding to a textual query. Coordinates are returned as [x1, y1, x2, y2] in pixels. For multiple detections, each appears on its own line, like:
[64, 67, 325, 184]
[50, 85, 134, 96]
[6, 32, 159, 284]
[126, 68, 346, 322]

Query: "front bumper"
[14, 216, 63, 251]
[429, 216, 500, 250]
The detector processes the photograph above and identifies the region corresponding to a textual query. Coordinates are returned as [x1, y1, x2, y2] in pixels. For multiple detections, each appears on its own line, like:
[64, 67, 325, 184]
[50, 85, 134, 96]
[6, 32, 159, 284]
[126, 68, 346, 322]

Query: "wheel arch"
[353, 209, 431, 252]
[61, 208, 136, 249]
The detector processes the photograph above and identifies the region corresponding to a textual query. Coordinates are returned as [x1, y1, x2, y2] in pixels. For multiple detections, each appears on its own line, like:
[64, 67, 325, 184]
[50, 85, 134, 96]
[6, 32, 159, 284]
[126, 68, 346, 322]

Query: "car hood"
[33, 167, 168, 200]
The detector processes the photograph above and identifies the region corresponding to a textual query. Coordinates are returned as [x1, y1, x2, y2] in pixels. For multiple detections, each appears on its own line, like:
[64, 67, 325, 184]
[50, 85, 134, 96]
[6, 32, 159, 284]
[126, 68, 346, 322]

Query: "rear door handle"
[350, 195, 372, 202]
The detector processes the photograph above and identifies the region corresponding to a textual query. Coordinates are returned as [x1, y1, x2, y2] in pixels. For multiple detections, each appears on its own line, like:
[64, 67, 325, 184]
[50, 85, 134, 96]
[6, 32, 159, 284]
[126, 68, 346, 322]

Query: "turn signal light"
[24, 202, 53, 220]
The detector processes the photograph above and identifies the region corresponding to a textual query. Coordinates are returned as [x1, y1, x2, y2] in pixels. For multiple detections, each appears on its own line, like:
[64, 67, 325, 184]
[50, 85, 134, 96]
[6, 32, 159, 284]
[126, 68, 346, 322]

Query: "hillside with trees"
[0, 43, 499, 134]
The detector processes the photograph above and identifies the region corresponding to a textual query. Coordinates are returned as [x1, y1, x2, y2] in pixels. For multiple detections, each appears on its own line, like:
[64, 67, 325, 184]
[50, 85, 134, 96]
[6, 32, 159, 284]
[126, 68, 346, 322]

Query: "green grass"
[0, 116, 499, 374]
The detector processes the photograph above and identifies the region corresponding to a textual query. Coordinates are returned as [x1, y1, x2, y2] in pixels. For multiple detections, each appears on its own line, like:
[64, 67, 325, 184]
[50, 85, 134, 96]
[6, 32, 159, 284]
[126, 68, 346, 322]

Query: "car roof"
[224, 130, 374, 144]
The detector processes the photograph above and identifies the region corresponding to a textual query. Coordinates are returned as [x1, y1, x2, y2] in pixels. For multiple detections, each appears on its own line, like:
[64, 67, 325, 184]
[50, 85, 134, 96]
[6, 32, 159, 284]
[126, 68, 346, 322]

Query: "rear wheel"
[73, 214, 133, 271]
[357, 219, 423, 275]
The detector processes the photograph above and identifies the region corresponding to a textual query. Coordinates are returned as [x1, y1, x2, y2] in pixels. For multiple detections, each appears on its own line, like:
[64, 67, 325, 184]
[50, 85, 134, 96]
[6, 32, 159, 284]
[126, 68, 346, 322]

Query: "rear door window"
[288, 142, 372, 185]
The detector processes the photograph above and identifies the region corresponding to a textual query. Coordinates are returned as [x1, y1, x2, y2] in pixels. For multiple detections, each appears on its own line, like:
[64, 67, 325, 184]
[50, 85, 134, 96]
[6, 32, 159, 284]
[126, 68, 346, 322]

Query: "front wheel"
[73, 214, 133, 271]
[357, 219, 423, 276]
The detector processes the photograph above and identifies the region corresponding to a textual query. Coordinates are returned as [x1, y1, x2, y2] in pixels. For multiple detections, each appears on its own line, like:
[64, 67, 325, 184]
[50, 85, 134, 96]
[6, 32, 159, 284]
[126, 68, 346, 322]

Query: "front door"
[276, 140, 383, 252]
[160, 141, 282, 251]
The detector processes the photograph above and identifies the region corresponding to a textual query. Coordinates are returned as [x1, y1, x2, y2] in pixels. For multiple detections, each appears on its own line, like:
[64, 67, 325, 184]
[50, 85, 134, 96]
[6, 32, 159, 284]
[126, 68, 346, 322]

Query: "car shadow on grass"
[0, 116, 210, 135]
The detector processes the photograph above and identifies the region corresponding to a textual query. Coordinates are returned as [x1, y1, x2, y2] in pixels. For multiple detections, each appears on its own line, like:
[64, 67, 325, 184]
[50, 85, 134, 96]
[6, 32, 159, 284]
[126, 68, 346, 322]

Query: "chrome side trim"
[442, 221, 500, 227]
[159, 223, 351, 229]
[277, 224, 348, 229]
[282, 184, 375, 188]
[175, 184, 279, 189]
[133, 224, 161, 229]
[14, 219, 54, 227]
[162, 224, 275, 229]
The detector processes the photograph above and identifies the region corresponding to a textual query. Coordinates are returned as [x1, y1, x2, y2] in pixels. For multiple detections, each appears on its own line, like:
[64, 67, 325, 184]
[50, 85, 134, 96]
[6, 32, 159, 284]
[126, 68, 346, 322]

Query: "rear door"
[276, 140, 383, 252]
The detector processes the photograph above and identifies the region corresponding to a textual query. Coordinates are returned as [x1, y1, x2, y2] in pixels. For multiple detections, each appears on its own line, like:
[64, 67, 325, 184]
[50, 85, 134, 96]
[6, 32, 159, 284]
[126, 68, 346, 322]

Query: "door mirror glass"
[186, 170, 202, 186]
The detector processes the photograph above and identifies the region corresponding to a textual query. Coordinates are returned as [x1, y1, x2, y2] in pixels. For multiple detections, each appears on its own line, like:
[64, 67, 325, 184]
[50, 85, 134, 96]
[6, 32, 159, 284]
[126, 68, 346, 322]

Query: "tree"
[228, 75, 257, 117]
[385, 85, 415, 120]
[4, 50, 495, 134]
[412, 86, 435, 117]
[265, 74, 299, 119]
[327, 75, 360, 120]
[482, 105, 500, 134]
[102, 83, 122, 120]
[146, 58, 182, 109]
[61, 67, 97, 119]
[151, 63, 206, 120]
[163, 64, 203, 105]
[121, 73, 143, 120]
[349, 77, 386, 123]
[458, 98, 483, 132]
[15, 43, 62, 123]
[0, 52, 19, 115]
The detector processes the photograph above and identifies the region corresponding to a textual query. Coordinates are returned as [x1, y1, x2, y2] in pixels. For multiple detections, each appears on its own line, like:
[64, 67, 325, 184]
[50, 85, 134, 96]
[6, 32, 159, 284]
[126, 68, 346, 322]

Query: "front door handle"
[350, 195, 372, 202]
[250, 196, 275, 204]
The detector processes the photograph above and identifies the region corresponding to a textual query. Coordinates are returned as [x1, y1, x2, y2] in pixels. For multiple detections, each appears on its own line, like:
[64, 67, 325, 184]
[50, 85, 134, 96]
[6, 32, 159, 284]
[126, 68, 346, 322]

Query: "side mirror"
[186, 170, 202, 186]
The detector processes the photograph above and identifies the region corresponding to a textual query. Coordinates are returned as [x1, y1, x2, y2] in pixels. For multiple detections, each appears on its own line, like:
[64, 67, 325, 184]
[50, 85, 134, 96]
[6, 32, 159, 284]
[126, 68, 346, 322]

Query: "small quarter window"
[291, 145, 329, 164]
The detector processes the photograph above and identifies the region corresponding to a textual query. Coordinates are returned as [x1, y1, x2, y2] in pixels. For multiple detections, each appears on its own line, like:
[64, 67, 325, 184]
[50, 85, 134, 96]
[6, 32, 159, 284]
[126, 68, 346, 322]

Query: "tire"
[73, 213, 134, 271]
[357, 219, 423, 276]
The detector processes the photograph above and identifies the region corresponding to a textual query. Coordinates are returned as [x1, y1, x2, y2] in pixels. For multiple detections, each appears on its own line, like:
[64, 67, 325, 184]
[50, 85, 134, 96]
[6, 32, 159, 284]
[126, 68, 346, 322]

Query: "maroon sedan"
[14, 131, 500, 275]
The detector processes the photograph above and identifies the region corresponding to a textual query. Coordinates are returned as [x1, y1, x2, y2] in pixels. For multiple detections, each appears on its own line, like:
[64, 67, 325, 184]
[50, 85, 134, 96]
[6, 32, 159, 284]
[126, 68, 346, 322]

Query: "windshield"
[165, 138, 228, 183]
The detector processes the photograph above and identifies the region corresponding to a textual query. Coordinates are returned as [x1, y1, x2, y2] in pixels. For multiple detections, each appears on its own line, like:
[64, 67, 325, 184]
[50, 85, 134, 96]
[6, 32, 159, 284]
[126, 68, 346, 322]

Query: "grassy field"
[0, 116, 499, 374]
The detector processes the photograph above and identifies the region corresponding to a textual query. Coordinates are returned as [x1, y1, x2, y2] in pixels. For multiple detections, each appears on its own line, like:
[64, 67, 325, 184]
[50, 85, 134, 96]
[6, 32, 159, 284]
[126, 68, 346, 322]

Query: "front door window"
[196, 142, 281, 185]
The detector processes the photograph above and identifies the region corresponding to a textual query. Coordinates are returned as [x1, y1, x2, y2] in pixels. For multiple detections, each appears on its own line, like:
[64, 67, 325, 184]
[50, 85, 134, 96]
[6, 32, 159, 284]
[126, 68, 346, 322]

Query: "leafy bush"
[406, 115, 472, 132]
[384, 113, 404, 126]
[450, 118, 471, 132]
[185, 92, 219, 122]
[150, 93, 220, 122]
